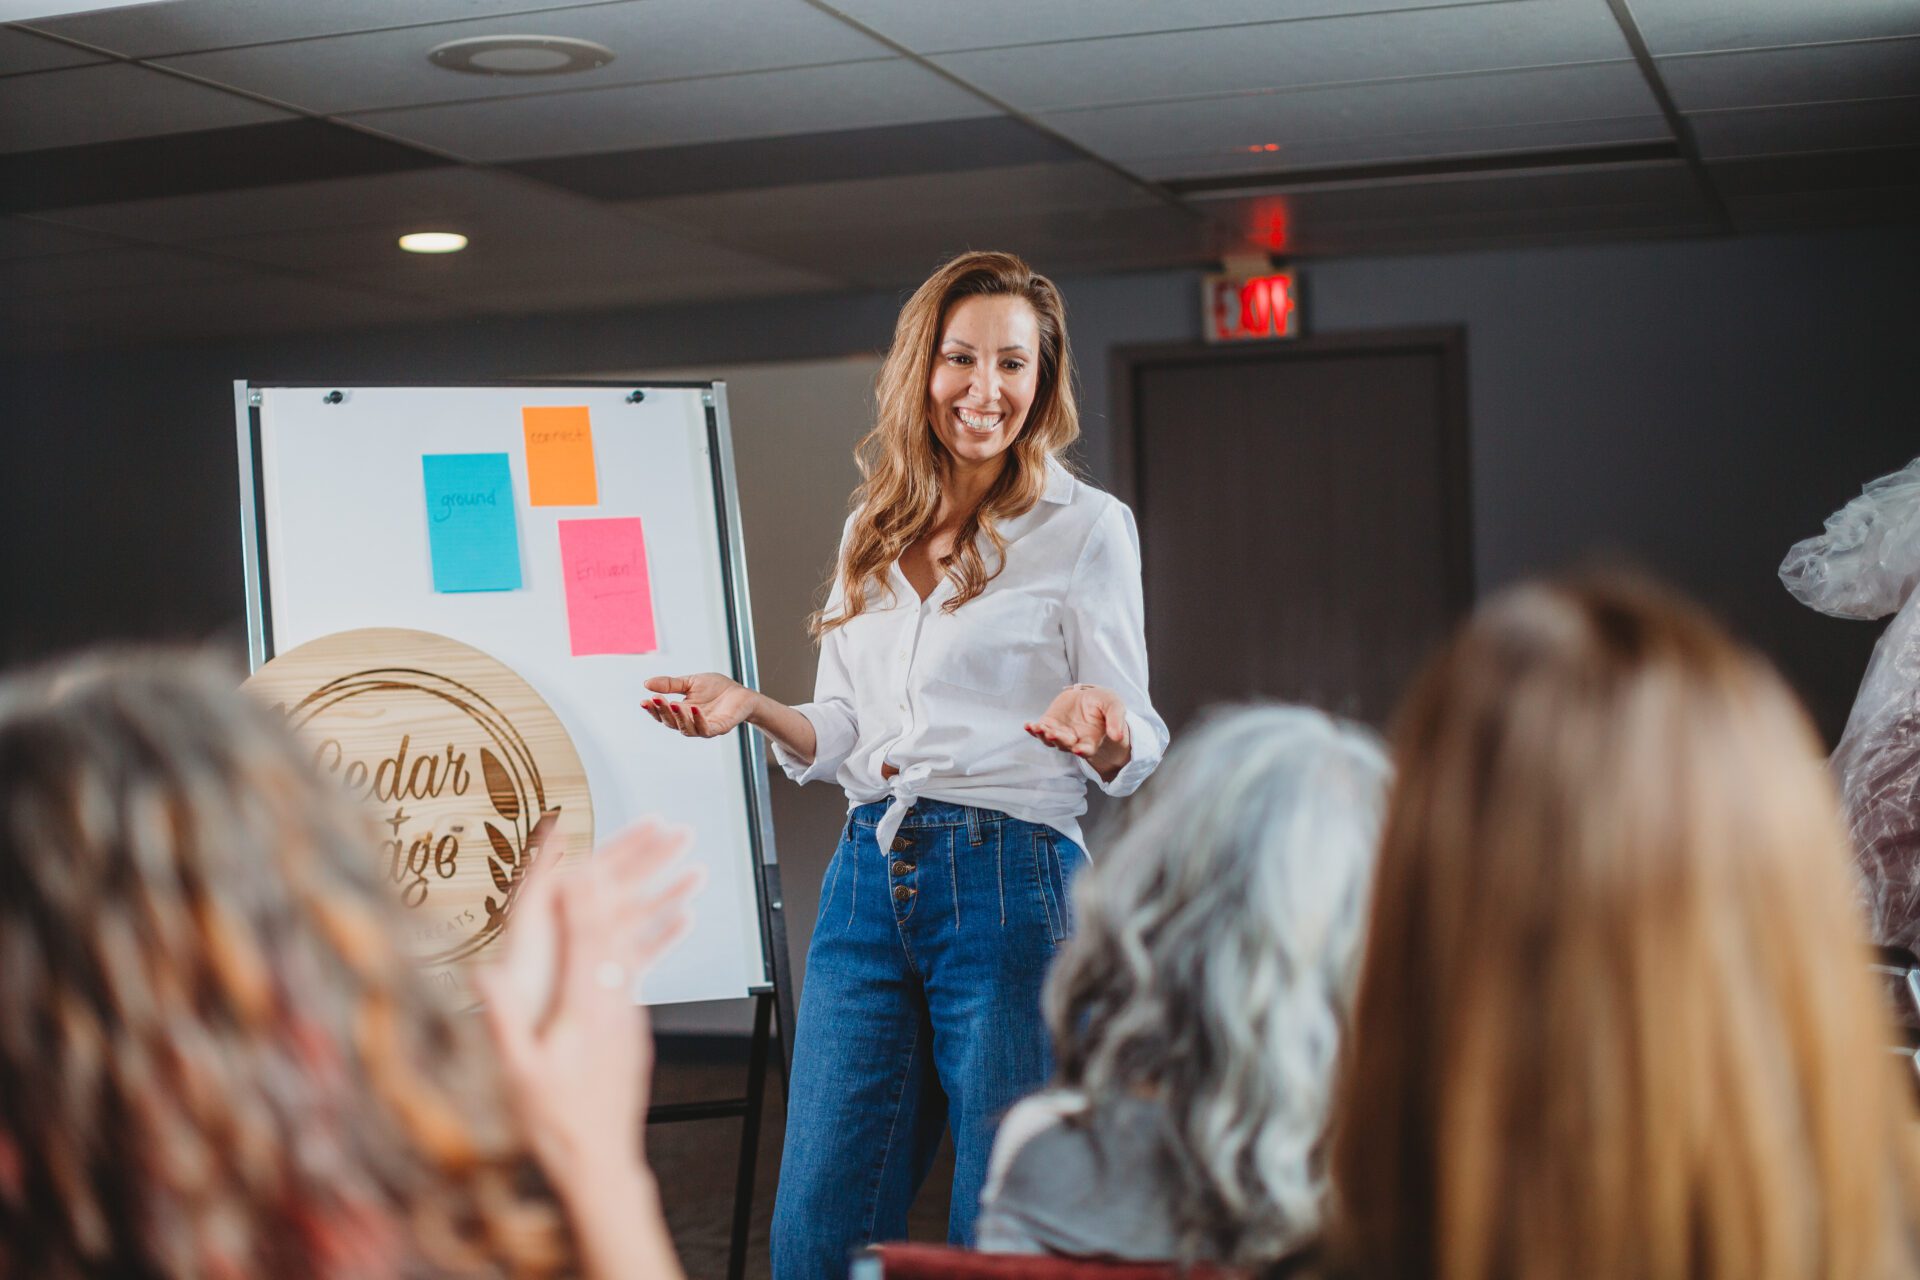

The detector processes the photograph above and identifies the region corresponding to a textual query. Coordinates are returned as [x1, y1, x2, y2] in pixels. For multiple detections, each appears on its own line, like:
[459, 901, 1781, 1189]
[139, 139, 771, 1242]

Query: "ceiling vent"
[427, 35, 615, 76]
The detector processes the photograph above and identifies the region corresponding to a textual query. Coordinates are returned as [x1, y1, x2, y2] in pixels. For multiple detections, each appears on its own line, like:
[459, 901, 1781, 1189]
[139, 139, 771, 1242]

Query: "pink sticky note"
[558, 517, 657, 656]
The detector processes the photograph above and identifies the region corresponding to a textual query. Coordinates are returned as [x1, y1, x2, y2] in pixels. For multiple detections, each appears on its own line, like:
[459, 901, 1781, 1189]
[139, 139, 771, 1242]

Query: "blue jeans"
[770, 799, 1083, 1280]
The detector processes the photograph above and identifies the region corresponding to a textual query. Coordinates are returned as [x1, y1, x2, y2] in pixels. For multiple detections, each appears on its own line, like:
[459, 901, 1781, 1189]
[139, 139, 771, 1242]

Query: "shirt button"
[892, 884, 913, 903]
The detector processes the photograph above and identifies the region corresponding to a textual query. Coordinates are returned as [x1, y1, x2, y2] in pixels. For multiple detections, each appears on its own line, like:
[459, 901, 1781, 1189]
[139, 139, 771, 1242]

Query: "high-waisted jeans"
[770, 799, 1084, 1280]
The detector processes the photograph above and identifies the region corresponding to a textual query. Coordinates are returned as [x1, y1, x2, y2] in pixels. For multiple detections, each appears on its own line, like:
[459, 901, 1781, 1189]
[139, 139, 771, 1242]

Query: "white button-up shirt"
[773, 459, 1168, 855]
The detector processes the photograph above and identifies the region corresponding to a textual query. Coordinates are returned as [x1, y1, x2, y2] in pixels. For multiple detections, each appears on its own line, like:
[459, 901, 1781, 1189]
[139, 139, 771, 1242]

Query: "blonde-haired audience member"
[1321, 574, 1920, 1280]
[0, 653, 697, 1280]
[978, 705, 1388, 1267]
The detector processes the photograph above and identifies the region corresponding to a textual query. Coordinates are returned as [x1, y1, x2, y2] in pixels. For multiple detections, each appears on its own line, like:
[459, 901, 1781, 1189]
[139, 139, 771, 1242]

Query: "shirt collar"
[1041, 456, 1077, 505]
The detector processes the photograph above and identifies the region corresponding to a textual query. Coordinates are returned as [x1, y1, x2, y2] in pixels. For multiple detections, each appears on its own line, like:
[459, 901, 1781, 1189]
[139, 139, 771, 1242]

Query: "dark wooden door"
[1120, 332, 1470, 733]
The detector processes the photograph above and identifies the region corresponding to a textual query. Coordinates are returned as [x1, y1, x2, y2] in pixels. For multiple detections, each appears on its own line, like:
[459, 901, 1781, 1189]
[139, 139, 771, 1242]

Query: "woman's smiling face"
[926, 294, 1042, 474]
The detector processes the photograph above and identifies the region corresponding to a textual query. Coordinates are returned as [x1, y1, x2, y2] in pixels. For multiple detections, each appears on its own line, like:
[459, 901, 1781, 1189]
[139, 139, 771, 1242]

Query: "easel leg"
[728, 990, 774, 1280]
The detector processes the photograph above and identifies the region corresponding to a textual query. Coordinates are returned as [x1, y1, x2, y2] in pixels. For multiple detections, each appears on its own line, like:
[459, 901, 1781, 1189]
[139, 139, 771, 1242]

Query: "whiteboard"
[237, 382, 773, 1006]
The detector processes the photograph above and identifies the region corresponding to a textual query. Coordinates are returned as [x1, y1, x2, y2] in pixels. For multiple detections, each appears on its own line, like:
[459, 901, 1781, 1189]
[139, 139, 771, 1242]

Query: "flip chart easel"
[235, 381, 795, 1280]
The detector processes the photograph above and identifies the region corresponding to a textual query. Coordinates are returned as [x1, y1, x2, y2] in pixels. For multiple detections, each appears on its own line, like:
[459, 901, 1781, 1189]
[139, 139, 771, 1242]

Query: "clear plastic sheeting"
[1782, 457, 1920, 621]
[1782, 456, 1920, 949]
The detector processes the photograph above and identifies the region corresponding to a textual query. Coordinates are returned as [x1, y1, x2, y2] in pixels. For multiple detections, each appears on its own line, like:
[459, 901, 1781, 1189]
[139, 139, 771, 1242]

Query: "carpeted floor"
[649, 1036, 954, 1280]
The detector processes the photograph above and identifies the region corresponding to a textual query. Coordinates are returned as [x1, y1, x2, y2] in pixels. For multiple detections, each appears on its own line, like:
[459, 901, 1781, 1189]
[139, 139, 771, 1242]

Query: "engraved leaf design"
[481, 748, 520, 824]
[486, 896, 504, 927]
[489, 857, 512, 895]
[485, 821, 518, 870]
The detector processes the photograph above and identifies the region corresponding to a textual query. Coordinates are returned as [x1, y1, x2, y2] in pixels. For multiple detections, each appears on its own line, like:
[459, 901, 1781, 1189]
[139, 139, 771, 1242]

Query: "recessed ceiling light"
[427, 35, 615, 76]
[398, 232, 469, 254]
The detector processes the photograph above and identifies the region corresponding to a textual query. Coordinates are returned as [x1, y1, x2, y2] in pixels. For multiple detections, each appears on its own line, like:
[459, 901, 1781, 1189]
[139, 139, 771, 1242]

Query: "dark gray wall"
[1090, 229, 1916, 744]
[5, 226, 1916, 1034]
[0, 289, 900, 667]
[4, 225, 1913, 736]
[1307, 228, 1919, 742]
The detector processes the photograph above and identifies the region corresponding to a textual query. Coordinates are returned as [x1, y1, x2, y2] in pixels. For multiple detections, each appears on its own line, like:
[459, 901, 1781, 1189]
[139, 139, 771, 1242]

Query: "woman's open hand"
[644, 673, 758, 738]
[1026, 684, 1132, 781]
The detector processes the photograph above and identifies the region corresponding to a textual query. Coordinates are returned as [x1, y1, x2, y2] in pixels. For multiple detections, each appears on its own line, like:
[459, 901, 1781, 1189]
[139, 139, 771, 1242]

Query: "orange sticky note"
[521, 406, 598, 506]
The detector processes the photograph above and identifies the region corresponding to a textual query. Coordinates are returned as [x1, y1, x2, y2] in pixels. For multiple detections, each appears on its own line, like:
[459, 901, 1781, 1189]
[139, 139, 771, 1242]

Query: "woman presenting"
[643, 250, 1167, 1277]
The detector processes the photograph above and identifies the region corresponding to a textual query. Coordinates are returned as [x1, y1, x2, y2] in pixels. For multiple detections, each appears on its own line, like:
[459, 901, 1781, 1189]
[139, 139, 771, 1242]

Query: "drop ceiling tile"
[1659, 37, 1920, 111]
[511, 116, 1080, 201]
[455, 259, 844, 313]
[0, 271, 468, 351]
[1207, 167, 1719, 254]
[187, 208, 818, 294]
[929, 0, 1628, 113]
[0, 23, 107, 73]
[1629, 0, 1920, 56]
[348, 58, 997, 162]
[1725, 183, 1920, 233]
[0, 212, 120, 257]
[2, 118, 449, 216]
[1709, 145, 1920, 196]
[1689, 96, 1920, 159]
[22, 0, 619, 58]
[1707, 144, 1920, 236]
[31, 167, 603, 244]
[1198, 161, 1704, 229]
[0, 242, 240, 293]
[2, 1, 167, 20]
[1042, 62, 1658, 162]
[153, 173, 863, 300]
[0, 61, 289, 152]
[1125, 115, 1673, 182]
[1280, 210, 1720, 256]
[624, 162, 1160, 240]
[155, 0, 890, 116]
[647, 203, 1211, 290]
[829, 0, 1527, 53]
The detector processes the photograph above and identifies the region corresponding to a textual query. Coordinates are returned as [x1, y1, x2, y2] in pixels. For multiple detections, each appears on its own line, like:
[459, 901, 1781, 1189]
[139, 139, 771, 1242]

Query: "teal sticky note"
[422, 453, 522, 592]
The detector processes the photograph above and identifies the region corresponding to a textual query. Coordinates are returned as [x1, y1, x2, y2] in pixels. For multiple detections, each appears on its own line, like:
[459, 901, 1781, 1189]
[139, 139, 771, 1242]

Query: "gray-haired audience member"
[975, 704, 1389, 1267]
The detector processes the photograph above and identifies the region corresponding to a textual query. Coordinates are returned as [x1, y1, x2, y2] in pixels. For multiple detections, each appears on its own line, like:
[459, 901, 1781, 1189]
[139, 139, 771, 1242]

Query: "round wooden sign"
[242, 628, 593, 998]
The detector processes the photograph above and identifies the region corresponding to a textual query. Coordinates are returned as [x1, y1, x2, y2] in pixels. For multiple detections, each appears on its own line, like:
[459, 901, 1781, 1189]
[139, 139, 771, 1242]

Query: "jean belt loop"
[966, 805, 983, 847]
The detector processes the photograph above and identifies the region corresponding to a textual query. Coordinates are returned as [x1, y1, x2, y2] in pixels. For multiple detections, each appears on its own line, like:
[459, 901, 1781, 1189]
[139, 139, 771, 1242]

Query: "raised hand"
[1025, 683, 1132, 779]
[480, 821, 703, 1176]
[644, 672, 758, 739]
[478, 821, 703, 1280]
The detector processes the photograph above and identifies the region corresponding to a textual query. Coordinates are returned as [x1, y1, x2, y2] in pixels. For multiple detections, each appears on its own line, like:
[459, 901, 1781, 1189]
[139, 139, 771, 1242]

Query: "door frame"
[1108, 326, 1476, 616]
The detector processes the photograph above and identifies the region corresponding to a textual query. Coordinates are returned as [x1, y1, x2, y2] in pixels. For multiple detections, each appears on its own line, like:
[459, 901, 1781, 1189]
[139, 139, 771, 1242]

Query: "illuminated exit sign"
[1203, 270, 1299, 343]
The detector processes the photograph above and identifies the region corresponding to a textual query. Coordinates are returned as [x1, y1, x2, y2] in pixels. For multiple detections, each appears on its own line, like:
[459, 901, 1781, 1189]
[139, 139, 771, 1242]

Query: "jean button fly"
[892, 884, 912, 904]
[890, 861, 914, 877]
[890, 836, 912, 852]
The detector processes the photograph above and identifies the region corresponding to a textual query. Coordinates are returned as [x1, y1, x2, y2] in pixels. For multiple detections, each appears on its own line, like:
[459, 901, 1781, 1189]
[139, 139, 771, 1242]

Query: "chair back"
[855, 1243, 1249, 1280]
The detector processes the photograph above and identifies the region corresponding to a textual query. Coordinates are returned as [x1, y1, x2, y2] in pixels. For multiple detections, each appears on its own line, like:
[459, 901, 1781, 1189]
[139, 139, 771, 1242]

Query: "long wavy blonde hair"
[813, 250, 1080, 634]
[1329, 573, 1920, 1280]
[0, 653, 571, 1279]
